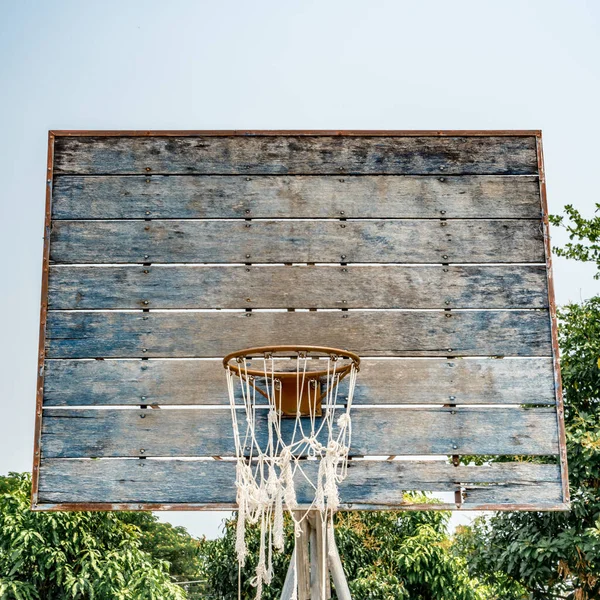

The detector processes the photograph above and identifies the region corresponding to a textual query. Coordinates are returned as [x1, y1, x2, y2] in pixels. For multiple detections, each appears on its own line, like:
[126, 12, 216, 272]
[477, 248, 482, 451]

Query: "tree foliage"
[549, 203, 600, 278]
[455, 206, 600, 599]
[0, 472, 188, 600]
[199, 496, 486, 600]
[118, 512, 203, 588]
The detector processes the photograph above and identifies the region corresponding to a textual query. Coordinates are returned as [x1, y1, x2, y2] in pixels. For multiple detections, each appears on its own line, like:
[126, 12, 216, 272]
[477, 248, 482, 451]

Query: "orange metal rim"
[223, 344, 361, 379]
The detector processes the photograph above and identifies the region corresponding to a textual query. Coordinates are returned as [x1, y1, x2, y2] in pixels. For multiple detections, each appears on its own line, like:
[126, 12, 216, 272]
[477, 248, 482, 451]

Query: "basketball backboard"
[32, 130, 568, 512]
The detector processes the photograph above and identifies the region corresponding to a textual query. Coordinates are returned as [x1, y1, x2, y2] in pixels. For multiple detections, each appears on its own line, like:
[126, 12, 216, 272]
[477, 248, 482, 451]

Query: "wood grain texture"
[53, 136, 538, 175]
[45, 310, 553, 358]
[47, 265, 549, 310]
[51, 175, 541, 220]
[49, 219, 545, 264]
[43, 357, 556, 406]
[463, 481, 562, 505]
[37, 458, 562, 506]
[40, 406, 559, 458]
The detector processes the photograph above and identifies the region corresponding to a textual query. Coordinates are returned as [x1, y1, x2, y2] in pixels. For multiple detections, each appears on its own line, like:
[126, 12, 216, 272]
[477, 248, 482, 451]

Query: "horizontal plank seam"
[46, 309, 551, 314]
[52, 170, 539, 177]
[41, 355, 556, 360]
[49, 218, 545, 222]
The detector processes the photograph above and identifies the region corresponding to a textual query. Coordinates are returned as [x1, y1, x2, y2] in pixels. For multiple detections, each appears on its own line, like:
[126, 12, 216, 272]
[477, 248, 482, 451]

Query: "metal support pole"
[327, 521, 352, 600]
[280, 547, 297, 600]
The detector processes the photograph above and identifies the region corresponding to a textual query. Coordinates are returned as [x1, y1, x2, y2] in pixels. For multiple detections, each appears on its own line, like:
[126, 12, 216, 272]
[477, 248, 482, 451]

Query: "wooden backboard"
[32, 130, 569, 511]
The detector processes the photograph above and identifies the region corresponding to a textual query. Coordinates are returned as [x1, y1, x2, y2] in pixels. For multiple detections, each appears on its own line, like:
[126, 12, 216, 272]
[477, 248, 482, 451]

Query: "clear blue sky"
[1, 0, 599, 538]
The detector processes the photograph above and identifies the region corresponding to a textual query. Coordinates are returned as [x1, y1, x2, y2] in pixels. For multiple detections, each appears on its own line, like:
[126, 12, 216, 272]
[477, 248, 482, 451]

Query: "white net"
[224, 346, 360, 599]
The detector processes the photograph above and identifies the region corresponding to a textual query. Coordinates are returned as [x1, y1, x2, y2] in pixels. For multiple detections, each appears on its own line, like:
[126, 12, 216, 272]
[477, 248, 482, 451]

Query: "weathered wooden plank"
[49, 219, 545, 264]
[463, 481, 563, 505]
[51, 175, 541, 220]
[45, 310, 552, 358]
[43, 357, 556, 406]
[53, 136, 538, 176]
[47, 265, 549, 310]
[37, 458, 562, 506]
[40, 406, 559, 458]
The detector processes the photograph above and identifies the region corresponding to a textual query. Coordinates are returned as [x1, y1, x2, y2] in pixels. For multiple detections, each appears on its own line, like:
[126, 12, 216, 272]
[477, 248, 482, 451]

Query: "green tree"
[549, 203, 600, 277]
[455, 206, 600, 599]
[199, 496, 486, 600]
[119, 513, 203, 590]
[0, 472, 186, 600]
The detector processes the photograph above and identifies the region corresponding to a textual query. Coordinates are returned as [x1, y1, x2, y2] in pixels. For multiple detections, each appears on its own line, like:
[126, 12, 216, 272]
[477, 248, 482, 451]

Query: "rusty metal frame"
[32, 130, 569, 512]
[31, 132, 55, 508]
[49, 129, 541, 137]
[536, 133, 570, 507]
[32, 499, 569, 512]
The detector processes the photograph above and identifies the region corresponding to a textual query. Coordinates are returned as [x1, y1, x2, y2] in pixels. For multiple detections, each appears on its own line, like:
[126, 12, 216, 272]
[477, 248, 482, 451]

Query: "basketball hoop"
[223, 345, 360, 599]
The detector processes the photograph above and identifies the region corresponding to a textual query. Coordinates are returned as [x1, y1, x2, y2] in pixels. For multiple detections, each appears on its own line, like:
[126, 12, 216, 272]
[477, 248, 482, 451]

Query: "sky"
[0, 0, 599, 539]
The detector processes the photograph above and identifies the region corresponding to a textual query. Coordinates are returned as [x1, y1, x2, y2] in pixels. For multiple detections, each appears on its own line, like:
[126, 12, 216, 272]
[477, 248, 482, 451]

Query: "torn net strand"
[225, 350, 358, 600]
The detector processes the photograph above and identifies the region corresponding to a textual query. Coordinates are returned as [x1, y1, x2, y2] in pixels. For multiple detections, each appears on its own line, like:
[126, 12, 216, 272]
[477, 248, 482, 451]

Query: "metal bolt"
[452, 444, 458, 449]
[246, 268, 250, 272]
[143, 300, 149, 305]
[440, 210, 446, 215]
[341, 255, 346, 260]
[144, 254, 149, 259]
[445, 313, 451, 318]
[143, 269, 149, 274]
[340, 224, 346, 228]
[140, 448, 146, 453]
[441, 222, 447, 227]
[339, 179, 345, 182]
[246, 298, 251, 302]
[245, 223, 251, 228]
[145, 211, 151, 215]
[449, 396, 456, 401]
[440, 166, 446, 171]
[451, 410, 456, 415]
[146, 179, 151, 183]
[245, 209, 251, 214]
[47, 179, 51, 184]
[447, 348, 452, 352]
[144, 226, 150, 231]
[246, 177, 251, 181]
[342, 314, 348, 318]
[140, 413, 146, 418]
[342, 300, 347, 303]
[145, 167, 151, 172]
[445, 300, 450, 305]
[442, 255, 448, 259]
[246, 313, 252, 317]
[340, 211, 345, 215]
[142, 348, 148, 353]
[439, 177, 445, 181]
[341, 268, 348, 272]
[443, 268, 448, 272]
